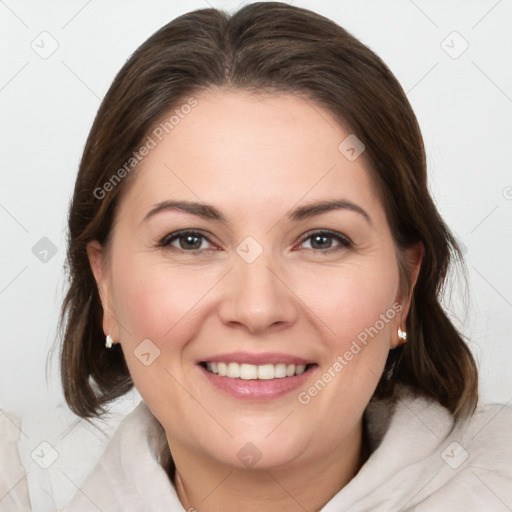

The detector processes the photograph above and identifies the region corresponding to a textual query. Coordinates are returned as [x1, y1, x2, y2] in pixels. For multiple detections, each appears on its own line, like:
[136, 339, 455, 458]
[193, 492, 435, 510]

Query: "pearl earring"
[105, 334, 114, 348]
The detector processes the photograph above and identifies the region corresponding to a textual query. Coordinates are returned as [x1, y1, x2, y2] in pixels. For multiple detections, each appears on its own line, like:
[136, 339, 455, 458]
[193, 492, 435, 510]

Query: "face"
[89, 90, 420, 471]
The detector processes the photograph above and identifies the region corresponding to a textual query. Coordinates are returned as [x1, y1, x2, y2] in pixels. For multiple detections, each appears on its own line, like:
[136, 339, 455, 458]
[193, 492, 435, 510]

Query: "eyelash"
[158, 229, 352, 255]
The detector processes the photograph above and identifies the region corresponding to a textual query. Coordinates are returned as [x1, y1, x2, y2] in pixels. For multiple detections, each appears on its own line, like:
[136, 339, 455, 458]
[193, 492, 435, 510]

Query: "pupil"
[312, 235, 331, 249]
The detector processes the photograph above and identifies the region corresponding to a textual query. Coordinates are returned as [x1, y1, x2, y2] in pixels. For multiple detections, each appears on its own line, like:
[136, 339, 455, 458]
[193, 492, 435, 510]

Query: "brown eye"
[300, 231, 351, 252]
[159, 230, 212, 253]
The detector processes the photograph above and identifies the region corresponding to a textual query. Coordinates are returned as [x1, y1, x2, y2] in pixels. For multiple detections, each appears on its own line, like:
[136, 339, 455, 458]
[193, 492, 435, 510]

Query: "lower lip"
[199, 364, 317, 401]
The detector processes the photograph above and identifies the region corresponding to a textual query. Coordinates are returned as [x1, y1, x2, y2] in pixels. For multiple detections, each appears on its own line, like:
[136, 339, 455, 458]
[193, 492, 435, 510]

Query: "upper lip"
[198, 352, 314, 366]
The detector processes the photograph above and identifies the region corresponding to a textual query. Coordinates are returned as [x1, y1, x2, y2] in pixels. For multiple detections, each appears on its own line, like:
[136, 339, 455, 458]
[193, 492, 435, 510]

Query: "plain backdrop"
[1, 0, 511, 510]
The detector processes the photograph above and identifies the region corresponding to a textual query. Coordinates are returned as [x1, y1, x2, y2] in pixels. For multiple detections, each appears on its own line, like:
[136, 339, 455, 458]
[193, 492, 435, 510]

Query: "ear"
[86, 240, 120, 343]
[391, 241, 423, 348]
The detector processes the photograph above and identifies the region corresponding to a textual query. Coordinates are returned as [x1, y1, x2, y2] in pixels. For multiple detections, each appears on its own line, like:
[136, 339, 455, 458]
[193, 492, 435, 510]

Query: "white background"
[1, 0, 511, 510]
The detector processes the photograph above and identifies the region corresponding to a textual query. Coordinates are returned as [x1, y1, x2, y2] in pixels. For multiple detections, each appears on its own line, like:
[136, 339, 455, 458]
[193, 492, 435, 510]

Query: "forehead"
[117, 90, 382, 224]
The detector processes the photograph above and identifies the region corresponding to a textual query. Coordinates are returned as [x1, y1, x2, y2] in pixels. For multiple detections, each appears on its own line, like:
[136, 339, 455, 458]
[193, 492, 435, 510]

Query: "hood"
[64, 386, 512, 511]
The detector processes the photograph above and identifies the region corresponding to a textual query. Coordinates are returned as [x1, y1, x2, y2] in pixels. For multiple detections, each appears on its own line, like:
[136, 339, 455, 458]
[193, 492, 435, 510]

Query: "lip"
[197, 351, 314, 366]
[197, 359, 318, 401]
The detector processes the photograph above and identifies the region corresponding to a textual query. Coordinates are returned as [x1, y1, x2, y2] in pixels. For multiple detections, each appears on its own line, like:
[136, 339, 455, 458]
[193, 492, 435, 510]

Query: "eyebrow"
[289, 199, 371, 225]
[143, 199, 371, 225]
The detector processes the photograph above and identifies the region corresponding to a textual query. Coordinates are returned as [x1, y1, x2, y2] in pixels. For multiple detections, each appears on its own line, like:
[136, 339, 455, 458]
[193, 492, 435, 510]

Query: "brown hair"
[59, 2, 478, 420]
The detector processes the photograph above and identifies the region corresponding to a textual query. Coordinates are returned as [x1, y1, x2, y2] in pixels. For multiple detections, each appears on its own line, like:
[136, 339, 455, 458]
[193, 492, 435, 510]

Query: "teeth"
[258, 364, 275, 380]
[295, 365, 306, 375]
[227, 362, 240, 378]
[240, 364, 258, 380]
[204, 362, 310, 379]
[218, 362, 227, 376]
[274, 363, 287, 378]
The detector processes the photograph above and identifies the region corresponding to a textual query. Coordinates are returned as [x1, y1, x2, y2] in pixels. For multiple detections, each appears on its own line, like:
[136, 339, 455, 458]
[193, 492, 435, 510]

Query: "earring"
[398, 326, 407, 342]
[105, 334, 114, 348]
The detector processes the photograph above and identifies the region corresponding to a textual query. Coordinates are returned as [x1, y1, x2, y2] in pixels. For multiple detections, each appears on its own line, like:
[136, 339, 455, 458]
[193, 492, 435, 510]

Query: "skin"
[88, 89, 422, 512]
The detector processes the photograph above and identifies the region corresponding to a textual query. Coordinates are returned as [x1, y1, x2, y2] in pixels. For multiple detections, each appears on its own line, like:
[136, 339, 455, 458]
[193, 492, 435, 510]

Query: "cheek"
[292, 262, 399, 419]
[111, 256, 222, 345]
[295, 257, 400, 349]
[109, 257, 217, 405]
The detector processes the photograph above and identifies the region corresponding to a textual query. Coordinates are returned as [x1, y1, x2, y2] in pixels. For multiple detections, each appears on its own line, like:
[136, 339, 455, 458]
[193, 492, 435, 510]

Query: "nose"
[217, 252, 298, 335]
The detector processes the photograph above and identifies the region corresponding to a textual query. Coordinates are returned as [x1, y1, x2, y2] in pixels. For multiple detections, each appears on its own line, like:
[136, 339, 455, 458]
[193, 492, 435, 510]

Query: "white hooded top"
[0, 410, 32, 512]
[64, 387, 512, 512]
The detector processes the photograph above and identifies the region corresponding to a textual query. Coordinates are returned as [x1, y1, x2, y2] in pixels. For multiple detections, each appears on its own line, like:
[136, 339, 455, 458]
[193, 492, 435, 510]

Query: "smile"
[197, 352, 318, 400]
[202, 361, 314, 380]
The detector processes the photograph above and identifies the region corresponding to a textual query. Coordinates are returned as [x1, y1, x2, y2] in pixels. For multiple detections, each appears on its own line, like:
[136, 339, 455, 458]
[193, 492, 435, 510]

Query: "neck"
[168, 420, 366, 512]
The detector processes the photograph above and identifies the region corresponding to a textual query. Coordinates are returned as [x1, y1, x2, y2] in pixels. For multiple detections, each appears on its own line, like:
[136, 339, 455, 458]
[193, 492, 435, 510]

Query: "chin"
[210, 429, 309, 471]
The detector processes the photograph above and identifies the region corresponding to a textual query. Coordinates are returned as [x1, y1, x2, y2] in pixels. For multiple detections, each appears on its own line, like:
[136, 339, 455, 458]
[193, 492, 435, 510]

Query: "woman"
[60, 2, 511, 511]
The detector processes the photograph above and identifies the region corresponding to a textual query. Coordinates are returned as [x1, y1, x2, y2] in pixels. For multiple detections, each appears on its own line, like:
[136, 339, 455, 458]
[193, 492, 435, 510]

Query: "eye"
[158, 229, 351, 255]
[158, 230, 216, 254]
[298, 230, 352, 252]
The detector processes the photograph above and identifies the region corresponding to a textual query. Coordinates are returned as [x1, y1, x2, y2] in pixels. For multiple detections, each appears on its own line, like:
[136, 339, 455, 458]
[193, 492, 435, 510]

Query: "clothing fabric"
[64, 387, 512, 511]
[0, 410, 31, 512]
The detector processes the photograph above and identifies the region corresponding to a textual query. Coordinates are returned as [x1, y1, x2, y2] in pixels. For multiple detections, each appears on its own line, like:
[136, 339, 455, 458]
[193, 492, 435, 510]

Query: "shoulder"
[415, 398, 512, 511]
[456, 400, 512, 469]
[0, 410, 31, 511]
[355, 390, 512, 511]
[64, 401, 181, 511]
